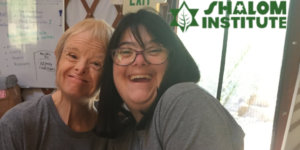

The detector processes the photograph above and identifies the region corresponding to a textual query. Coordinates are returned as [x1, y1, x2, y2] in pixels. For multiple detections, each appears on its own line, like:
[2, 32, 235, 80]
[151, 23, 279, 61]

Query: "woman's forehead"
[66, 32, 104, 47]
[119, 27, 158, 47]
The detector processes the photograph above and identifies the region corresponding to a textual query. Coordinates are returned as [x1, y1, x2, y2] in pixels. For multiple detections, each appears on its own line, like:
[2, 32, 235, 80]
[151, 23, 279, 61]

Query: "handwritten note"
[34, 50, 56, 83]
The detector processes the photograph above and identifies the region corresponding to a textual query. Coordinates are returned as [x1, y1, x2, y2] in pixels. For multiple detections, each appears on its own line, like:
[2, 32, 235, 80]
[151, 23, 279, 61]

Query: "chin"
[129, 95, 154, 106]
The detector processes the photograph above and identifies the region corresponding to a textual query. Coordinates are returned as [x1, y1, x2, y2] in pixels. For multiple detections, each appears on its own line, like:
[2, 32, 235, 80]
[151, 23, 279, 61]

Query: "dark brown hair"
[95, 9, 200, 138]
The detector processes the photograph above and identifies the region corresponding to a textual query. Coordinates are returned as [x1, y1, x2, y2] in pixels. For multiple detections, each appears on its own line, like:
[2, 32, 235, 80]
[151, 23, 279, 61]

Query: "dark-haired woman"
[96, 9, 244, 150]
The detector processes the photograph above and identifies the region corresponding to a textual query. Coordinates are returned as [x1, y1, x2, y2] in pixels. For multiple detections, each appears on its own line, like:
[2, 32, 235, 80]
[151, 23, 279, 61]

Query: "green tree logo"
[170, 1, 198, 32]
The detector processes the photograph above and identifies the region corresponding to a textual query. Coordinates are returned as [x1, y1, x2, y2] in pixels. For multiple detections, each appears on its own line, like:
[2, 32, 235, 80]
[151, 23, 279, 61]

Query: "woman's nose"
[132, 52, 147, 66]
[74, 59, 88, 74]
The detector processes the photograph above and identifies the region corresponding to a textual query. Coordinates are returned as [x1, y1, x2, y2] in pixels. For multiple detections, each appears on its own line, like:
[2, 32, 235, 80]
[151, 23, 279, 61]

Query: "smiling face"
[113, 26, 168, 119]
[56, 31, 105, 101]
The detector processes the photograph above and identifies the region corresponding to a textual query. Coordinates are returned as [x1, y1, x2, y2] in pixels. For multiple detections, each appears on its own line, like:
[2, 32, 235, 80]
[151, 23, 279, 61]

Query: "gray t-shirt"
[109, 82, 244, 150]
[0, 95, 107, 150]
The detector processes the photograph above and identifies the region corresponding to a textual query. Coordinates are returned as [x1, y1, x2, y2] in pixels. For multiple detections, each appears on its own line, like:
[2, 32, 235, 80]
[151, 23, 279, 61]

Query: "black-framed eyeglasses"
[112, 47, 168, 66]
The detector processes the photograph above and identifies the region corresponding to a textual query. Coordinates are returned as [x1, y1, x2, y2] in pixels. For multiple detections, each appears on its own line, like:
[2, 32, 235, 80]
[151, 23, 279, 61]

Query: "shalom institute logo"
[170, 1, 198, 32]
[170, 1, 287, 30]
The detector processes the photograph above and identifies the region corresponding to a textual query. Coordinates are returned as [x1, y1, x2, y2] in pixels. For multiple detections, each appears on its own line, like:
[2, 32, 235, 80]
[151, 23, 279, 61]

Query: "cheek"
[56, 59, 69, 76]
[91, 71, 102, 87]
[113, 66, 117, 82]
[55, 62, 65, 87]
[113, 65, 128, 96]
[113, 65, 125, 84]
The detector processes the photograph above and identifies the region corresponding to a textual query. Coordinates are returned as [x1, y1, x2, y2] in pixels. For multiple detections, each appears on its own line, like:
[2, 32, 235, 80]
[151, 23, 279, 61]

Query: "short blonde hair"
[54, 18, 114, 63]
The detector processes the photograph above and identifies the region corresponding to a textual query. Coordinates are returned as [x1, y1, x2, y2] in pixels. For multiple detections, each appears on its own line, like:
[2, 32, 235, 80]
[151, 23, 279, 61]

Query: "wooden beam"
[112, 5, 123, 28]
[271, 0, 300, 149]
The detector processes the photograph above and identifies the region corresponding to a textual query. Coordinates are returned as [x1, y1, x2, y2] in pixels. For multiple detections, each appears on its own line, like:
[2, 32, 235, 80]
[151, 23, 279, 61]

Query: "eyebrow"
[94, 54, 105, 59]
[64, 47, 79, 51]
[118, 42, 136, 47]
[118, 40, 158, 47]
[64, 47, 105, 59]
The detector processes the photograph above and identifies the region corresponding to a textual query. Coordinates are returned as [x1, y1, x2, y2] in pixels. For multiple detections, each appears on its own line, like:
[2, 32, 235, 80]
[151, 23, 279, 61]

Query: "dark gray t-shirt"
[109, 82, 244, 150]
[0, 95, 107, 150]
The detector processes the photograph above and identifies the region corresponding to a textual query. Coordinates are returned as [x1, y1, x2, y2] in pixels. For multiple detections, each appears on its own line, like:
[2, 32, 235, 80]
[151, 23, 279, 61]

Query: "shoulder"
[163, 82, 213, 99]
[0, 95, 51, 125]
[157, 82, 237, 123]
[152, 82, 244, 149]
[158, 82, 216, 109]
[156, 82, 244, 135]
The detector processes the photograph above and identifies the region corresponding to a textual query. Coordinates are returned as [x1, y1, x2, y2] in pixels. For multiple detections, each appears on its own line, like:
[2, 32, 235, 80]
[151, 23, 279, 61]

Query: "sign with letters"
[122, 0, 166, 14]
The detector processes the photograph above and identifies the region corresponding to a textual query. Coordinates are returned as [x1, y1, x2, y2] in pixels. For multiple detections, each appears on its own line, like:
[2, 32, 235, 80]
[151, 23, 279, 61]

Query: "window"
[177, 0, 290, 150]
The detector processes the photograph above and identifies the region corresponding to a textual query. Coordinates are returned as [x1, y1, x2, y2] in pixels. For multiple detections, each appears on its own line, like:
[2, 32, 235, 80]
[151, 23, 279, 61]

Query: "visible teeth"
[130, 75, 151, 80]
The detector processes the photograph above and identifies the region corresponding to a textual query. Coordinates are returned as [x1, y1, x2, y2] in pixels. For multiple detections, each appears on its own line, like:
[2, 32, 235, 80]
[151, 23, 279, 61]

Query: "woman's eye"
[93, 62, 100, 66]
[91, 62, 102, 70]
[147, 49, 162, 55]
[119, 49, 133, 55]
[117, 49, 134, 58]
[67, 53, 77, 59]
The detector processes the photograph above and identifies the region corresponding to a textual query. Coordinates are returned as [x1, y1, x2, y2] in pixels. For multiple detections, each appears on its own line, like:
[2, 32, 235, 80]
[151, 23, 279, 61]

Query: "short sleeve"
[0, 109, 24, 150]
[153, 82, 244, 150]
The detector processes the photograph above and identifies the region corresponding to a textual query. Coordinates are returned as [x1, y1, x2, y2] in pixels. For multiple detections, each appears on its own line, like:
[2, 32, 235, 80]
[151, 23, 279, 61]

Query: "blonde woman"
[0, 19, 113, 150]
